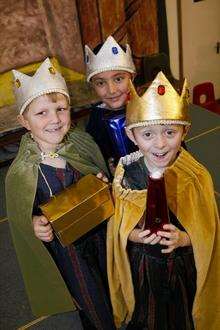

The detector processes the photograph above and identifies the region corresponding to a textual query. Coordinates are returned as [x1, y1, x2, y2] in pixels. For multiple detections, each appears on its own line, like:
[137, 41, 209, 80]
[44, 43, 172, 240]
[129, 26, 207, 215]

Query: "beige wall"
[166, 0, 220, 99]
[165, 0, 179, 79]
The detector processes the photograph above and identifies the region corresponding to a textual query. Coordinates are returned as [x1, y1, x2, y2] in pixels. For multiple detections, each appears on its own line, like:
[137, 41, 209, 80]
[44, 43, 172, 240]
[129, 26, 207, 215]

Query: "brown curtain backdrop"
[0, 0, 50, 73]
[0, 0, 160, 77]
[0, 0, 84, 73]
[76, 0, 159, 76]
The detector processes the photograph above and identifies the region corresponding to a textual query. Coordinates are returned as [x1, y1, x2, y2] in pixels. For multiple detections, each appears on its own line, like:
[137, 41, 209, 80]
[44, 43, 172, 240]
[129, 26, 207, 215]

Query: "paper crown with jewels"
[12, 58, 70, 114]
[85, 35, 136, 82]
[126, 71, 190, 129]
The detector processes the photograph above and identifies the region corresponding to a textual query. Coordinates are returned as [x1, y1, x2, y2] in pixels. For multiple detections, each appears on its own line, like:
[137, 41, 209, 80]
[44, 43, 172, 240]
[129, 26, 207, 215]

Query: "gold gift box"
[40, 174, 114, 247]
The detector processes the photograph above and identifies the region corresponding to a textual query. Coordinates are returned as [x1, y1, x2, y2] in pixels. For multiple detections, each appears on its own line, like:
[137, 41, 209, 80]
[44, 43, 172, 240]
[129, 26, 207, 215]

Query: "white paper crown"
[12, 58, 70, 114]
[85, 36, 136, 82]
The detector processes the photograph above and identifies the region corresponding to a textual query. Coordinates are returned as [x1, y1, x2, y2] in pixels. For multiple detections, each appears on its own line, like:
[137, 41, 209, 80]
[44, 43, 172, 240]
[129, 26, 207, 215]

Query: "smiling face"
[127, 124, 184, 173]
[91, 70, 132, 110]
[18, 93, 71, 152]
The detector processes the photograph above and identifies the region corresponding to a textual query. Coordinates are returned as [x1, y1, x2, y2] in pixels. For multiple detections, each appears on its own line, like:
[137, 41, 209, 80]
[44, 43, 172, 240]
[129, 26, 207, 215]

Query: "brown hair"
[23, 92, 69, 116]
[44, 92, 69, 104]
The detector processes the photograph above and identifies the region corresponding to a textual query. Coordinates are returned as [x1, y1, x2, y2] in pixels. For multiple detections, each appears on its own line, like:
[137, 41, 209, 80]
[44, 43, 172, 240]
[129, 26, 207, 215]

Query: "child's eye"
[57, 107, 67, 112]
[36, 111, 46, 116]
[94, 80, 105, 87]
[114, 76, 124, 83]
[165, 130, 176, 137]
[144, 132, 152, 138]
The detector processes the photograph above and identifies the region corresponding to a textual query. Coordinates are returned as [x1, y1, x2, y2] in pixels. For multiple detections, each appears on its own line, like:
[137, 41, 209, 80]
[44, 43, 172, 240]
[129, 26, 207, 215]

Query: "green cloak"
[6, 127, 109, 316]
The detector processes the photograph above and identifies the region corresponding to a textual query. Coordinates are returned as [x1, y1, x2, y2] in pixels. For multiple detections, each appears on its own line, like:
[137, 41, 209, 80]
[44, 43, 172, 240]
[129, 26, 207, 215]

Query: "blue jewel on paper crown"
[112, 47, 119, 55]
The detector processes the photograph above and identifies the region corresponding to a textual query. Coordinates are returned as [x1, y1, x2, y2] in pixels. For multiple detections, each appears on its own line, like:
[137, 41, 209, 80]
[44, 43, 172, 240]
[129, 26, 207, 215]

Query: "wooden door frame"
[177, 0, 183, 81]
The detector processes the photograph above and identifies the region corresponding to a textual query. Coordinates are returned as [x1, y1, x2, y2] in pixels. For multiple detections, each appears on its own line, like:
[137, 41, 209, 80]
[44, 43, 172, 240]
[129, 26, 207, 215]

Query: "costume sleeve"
[86, 107, 115, 162]
[85, 107, 99, 138]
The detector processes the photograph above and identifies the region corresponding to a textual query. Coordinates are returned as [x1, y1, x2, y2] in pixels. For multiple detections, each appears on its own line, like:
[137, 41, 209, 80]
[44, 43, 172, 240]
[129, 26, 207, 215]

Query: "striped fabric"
[35, 164, 115, 329]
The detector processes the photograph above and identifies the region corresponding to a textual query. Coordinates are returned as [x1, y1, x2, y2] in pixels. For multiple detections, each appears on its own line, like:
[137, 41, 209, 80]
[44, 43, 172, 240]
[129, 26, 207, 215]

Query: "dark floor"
[186, 104, 220, 208]
[0, 218, 83, 330]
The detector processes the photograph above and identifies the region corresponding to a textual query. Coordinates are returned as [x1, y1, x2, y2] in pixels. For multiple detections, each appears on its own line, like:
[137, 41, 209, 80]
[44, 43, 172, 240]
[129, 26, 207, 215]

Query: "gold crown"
[85, 36, 136, 82]
[12, 58, 70, 114]
[126, 71, 190, 129]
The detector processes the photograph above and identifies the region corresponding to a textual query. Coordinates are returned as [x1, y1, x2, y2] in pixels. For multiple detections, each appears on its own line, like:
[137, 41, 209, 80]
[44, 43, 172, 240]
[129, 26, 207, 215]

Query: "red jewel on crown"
[158, 85, 165, 95]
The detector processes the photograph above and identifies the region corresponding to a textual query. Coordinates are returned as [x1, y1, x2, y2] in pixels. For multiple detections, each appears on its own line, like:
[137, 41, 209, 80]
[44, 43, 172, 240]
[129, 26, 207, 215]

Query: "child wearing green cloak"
[6, 58, 116, 329]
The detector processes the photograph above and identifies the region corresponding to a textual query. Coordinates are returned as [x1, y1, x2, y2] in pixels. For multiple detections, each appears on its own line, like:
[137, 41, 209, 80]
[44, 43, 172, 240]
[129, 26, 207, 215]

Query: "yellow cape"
[107, 149, 220, 329]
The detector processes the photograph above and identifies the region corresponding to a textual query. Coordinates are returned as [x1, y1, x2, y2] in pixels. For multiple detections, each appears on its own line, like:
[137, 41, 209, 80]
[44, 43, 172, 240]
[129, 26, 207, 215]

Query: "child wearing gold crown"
[85, 36, 137, 175]
[6, 58, 116, 329]
[107, 72, 220, 329]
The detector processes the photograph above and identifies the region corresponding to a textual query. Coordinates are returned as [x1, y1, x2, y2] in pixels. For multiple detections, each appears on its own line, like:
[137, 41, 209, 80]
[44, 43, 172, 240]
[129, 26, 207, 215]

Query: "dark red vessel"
[145, 174, 170, 233]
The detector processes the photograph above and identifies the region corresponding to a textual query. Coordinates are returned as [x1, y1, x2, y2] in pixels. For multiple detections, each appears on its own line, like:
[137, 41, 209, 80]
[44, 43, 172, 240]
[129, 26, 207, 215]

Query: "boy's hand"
[32, 215, 54, 242]
[96, 171, 109, 183]
[128, 228, 161, 245]
[108, 157, 116, 176]
[157, 224, 191, 253]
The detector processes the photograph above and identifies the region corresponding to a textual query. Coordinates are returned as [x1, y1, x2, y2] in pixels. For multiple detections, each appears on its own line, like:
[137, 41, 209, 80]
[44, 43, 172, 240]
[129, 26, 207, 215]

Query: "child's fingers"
[161, 246, 173, 254]
[149, 235, 162, 245]
[96, 171, 109, 182]
[39, 216, 49, 225]
[37, 225, 53, 234]
[39, 232, 54, 242]
[162, 223, 176, 231]
[39, 231, 53, 238]
[160, 238, 175, 246]
[37, 227, 54, 240]
[33, 215, 49, 226]
[157, 230, 172, 238]
[32, 215, 54, 241]
[138, 229, 151, 238]
[35, 219, 52, 232]
[142, 233, 157, 244]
